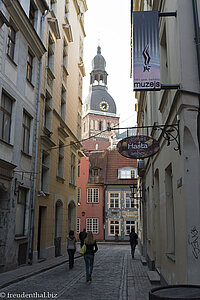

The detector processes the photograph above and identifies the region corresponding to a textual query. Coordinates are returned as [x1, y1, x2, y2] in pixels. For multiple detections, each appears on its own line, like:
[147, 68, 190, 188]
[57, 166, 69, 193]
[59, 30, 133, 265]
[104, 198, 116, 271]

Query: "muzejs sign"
[117, 136, 160, 159]
[132, 11, 161, 91]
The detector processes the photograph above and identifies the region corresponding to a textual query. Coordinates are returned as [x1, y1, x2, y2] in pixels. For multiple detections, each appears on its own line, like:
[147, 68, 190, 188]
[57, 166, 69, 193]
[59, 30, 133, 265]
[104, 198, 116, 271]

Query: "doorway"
[37, 206, 47, 260]
[55, 200, 63, 257]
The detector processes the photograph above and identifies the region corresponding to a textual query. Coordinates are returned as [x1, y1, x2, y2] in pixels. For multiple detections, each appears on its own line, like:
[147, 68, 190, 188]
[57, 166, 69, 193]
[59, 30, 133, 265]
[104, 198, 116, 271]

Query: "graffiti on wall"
[188, 226, 200, 259]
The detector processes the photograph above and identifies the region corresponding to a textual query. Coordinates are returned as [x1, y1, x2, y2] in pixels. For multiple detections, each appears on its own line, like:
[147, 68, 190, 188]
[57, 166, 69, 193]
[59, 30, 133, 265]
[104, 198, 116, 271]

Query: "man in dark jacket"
[129, 228, 138, 259]
[79, 228, 87, 248]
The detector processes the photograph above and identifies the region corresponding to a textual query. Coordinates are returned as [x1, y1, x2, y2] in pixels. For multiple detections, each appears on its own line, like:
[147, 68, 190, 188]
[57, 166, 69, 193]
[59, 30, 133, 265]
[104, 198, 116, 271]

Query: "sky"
[82, 0, 137, 128]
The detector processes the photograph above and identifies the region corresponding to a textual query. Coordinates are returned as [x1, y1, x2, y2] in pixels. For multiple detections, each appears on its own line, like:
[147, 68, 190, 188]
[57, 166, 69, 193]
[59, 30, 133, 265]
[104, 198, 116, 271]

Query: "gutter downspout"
[192, 0, 200, 151]
[28, 12, 47, 263]
[28, 57, 42, 263]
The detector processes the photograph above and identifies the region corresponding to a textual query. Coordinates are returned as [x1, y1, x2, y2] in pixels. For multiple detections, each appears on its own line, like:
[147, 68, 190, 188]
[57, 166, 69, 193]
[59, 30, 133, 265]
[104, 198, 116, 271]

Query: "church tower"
[82, 46, 119, 151]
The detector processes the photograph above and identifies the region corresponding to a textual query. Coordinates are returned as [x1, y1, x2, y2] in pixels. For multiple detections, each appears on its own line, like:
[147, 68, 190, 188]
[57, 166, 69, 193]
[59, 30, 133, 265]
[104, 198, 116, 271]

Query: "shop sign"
[121, 211, 138, 218]
[117, 135, 160, 159]
[132, 11, 161, 91]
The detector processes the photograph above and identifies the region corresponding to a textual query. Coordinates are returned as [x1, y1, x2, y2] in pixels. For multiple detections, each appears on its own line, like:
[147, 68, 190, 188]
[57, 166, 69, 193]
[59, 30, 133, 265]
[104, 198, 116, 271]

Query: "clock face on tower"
[100, 101, 109, 111]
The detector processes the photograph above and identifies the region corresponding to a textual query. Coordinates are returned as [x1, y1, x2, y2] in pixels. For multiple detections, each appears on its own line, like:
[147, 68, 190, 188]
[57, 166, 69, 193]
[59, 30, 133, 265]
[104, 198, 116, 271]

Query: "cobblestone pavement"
[0, 244, 160, 300]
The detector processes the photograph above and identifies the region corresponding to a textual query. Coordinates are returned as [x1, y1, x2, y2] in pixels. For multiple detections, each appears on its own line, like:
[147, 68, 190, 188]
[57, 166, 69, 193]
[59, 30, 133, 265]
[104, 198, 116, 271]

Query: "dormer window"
[118, 167, 137, 179]
[91, 168, 102, 177]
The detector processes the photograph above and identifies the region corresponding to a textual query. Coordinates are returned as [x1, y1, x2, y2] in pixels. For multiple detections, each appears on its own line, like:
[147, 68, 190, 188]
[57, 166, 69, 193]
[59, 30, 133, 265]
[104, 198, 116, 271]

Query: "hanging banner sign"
[132, 11, 161, 91]
[117, 136, 160, 159]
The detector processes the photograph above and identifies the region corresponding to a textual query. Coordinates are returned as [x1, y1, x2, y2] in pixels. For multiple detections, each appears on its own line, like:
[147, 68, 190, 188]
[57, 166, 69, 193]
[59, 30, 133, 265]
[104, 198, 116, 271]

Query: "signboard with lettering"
[121, 211, 138, 219]
[117, 136, 160, 159]
[132, 11, 161, 91]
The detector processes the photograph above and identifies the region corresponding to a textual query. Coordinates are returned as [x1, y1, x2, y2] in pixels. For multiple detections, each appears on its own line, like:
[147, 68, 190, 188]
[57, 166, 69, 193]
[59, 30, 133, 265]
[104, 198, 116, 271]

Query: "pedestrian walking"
[79, 228, 87, 248]
[84, 231, 98, 282]
[67, 230, 76, 269]
[129, 228, 138, 259]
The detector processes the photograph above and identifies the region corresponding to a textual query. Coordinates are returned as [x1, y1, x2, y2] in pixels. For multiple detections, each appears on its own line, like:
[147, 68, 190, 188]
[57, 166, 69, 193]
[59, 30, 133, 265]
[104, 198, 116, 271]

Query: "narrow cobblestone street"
[0, 244, 160, 300]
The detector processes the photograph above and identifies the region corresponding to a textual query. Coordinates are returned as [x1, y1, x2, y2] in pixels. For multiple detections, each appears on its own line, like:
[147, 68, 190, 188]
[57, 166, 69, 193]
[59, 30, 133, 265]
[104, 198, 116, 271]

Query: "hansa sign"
[117, 136, 160, 159]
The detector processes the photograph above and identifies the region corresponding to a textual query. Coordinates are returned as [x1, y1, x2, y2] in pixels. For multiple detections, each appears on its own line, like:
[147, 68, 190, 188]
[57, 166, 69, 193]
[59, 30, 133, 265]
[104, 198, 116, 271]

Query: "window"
[44, 91, 52, 130]
[118, 168, 137, 179]
[125, 192, 136, 209]
[61, 85, 66, 120]
[57, 140, 64, 178]
[108, 192, 120, 209]
[77, 218, 80, 234]
[7, 26, 16, 60]
[15, 188, 28, 236]
[125, 220, 135, 235]
[109, 220, 120, 236]
[29, 1, 35, 27]
[0, 92, 12, 143]
[99, 121, 102, 131]
[70, 152, 76, 185]
[77, 188, 81, 205]
[50, 0, 57, 14]
[91, 168, 99, 176]
[22, 111, 31, 154]
[63, 38, 68, 73]
[87, 188, 99, 203]
[41, 150, 50, 192]
[165, 164, 175, 254]
[86, 218, 98, 234]
[26, 52, 33, 82]
[47, 33, 55, 74]
[78, 165, 80, 177]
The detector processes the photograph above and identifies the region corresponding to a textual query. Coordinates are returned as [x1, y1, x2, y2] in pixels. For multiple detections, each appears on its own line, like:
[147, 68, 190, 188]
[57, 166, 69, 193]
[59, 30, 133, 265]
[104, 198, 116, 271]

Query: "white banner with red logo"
[132, 11, 161, 91]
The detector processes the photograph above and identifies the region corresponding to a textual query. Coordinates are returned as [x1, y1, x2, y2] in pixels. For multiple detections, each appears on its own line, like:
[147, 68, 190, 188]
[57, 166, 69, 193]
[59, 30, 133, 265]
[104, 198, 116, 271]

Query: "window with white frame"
[125, 192, 136, 208]
[70, 152, 76, 185]
[15, 188, 28, 236]
[77, 218, 80, 234]
[87, 188, 99, 203]
[22, 111, 31, 154]
[77, 188, 81, 205]
[109, 219, 120, 236]
[86, 218, 98, 234]
[118, 167, 137, 179]
[108, 192, 120, 209]
[125, 220, 135, 235]
[0, 92, 13, 143]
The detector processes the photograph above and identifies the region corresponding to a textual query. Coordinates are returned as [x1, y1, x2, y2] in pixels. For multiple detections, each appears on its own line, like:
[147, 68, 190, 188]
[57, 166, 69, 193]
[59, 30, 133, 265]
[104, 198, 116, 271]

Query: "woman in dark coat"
[84, 231, 98, 282]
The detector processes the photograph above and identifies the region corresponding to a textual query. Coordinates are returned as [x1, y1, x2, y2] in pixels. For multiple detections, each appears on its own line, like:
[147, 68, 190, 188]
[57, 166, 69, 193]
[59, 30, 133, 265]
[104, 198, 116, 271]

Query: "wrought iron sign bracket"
[109, 121, 181, 155]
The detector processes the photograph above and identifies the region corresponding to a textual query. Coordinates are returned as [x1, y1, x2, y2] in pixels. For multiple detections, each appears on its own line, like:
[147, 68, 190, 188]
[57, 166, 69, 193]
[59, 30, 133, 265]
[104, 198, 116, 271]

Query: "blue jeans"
[131, 243, 136, 258]
[67, 249, 75, 268]
[84, 254, 94, 280]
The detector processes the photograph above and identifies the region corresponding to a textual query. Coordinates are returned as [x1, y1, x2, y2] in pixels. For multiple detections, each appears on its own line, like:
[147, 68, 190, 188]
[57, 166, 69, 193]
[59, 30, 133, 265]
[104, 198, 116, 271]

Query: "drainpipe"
[28, 11, 47, 263]
[192, 0, 200, 151]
